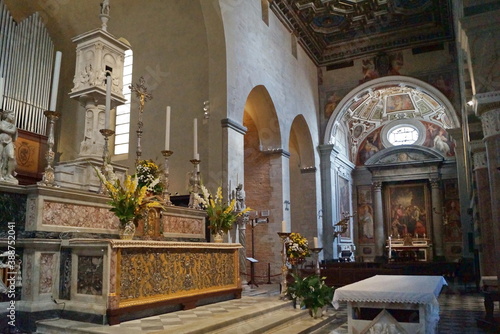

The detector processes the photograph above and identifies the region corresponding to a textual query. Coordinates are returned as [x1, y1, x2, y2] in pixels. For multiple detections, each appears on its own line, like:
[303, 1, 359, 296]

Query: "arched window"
[114, 49, 132, 155]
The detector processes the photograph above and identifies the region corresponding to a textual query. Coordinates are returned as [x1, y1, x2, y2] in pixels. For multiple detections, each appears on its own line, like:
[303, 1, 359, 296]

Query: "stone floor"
[33, 280, 496, 334]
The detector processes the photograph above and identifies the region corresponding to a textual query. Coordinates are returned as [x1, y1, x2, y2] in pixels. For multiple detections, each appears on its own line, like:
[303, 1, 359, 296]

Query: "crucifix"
[130, 76, 152, 163]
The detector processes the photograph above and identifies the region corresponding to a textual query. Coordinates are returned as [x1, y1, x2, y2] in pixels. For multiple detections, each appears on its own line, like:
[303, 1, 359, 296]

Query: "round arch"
[323, 75, 461, 146]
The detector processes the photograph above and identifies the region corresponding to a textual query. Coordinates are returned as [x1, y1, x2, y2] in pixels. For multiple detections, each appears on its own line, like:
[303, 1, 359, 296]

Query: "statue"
[234, 183, 246, 212]
[0, 110, 18, 184]
[100, 0, 110, 16]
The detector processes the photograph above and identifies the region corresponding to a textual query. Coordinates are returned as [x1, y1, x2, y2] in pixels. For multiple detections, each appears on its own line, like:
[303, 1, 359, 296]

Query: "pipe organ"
[0, 1, 56, 136]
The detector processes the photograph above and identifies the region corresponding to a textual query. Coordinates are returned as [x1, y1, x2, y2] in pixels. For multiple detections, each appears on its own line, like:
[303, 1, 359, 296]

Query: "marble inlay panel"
[59, 249, 72, 300]
[39, 253, 55, 294]
[42, 201, 119, 229]
[22, 251, 33, 299]
[77, 256, 104, 295]
[162, 215, 204, 235]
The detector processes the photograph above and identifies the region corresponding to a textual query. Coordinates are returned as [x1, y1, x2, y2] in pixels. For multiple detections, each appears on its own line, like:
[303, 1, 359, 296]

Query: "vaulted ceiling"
[270, 0, 455, 66]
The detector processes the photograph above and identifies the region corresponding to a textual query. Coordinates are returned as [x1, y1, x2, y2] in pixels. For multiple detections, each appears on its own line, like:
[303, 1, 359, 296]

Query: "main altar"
[0, 3, 243, 331]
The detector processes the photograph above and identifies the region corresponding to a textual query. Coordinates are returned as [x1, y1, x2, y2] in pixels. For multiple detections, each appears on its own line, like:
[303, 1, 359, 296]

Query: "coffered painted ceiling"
[270, 0, 454, 66]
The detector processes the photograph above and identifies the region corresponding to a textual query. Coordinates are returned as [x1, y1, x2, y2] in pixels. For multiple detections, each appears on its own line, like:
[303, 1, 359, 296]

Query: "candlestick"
[277, 232, 291, 299]
[0, 77, 4, 109]
[38, 111, 61, 187]
[49, 51, 62, 111]
[193, 118, 198, 159]
[161, 149, 173, 206]
[313, 237, 318, 248]
[105, 72, 111, 129]
[98, 128, 115, 194]
[310, 247, 323, 276]
[281, 220, 287, 233]
[188, 158, 201, 209]
[165, 106, 171, 150]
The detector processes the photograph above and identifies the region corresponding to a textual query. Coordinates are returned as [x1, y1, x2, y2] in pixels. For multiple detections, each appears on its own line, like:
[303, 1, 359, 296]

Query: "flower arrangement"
[287, 273, 334, 318]
[194, 185, 252, 235]
[135, 159, 164, 195]
[286, 232, 310, 259]
[95, 165, 165, 226]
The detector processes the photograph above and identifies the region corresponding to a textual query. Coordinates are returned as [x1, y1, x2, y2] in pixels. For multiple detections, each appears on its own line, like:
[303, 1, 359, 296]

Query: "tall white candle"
[281, 221, 286, 233]
[165, 106, 171, 150]
[193, 118, 198, 159]
[105, 72, 111, 129]
[313, 237, 318, 248]
[49, 51, 62, 111]
[0, 77, 4, 109]
[388, 236, 392, 259]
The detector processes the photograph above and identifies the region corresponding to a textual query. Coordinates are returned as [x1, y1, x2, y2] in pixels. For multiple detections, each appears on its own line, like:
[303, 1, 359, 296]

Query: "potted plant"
[287, 273, 334, 318]
[95, 164, 166, 239]
[194, 184, 251, 241]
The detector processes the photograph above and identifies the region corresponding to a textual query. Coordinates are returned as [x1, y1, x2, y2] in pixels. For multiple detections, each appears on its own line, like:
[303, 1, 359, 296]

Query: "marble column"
[372, 181, 385, 259]
[472, 147, 495, 277]
[430, 178, 444, 259]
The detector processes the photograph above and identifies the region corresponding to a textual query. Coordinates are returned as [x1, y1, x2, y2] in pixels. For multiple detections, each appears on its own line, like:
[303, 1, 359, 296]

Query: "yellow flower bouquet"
[95, 166, 166, 226]
[287, 232, 310, 259]
[194, 185, 252, 235]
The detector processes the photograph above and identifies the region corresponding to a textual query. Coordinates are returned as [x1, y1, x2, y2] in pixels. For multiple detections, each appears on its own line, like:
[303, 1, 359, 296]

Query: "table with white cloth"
[332, 275, 447, 334]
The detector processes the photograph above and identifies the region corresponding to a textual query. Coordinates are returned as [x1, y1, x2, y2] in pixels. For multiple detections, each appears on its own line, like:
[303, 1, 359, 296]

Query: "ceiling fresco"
[270, 0, 454, 66]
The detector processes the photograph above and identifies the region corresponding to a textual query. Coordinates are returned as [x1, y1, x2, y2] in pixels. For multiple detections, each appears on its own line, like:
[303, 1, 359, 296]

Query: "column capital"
[430, 178, 441, 188]
[372, 181, 382, 190]
[478, 108, 500, 139]
[473, 151, 488, 171]
[221, 118, 247, 135]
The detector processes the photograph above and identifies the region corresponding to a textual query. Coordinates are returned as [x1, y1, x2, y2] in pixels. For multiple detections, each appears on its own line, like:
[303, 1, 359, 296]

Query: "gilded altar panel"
[117, 247, 237, 307]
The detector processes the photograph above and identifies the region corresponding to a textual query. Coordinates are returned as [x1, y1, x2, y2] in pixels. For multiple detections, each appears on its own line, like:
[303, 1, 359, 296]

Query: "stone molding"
[473, 151, 488, 170]
[479, 108, 500, 138]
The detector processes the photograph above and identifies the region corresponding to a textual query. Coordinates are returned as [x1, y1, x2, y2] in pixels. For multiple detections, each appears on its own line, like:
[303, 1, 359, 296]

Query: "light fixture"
[203, 100, 210, 119]
[467, 100, 474, 106]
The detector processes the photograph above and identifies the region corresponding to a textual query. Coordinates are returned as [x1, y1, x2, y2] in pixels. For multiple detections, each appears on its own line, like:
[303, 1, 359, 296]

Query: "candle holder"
[38, 111, 60, 187]
[278, 232, 291, 300]
[310, 247, 323, 276]
[161, 150, 173, 206]
[98, 128, 115, 195]
[188, 159, 201, 209]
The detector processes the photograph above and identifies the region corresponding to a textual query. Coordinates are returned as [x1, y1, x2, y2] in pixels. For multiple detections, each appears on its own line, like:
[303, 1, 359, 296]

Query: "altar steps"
[35, 297, 341, 334]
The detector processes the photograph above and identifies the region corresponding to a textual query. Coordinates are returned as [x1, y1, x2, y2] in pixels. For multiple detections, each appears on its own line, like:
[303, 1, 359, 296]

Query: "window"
[114, 49, 133, 155]
[387, 125, 419, 146]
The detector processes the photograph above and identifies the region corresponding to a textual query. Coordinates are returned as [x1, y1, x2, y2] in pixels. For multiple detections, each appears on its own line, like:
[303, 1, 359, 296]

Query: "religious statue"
[234, 183, 246, 212]
[0, 110, 18, 184]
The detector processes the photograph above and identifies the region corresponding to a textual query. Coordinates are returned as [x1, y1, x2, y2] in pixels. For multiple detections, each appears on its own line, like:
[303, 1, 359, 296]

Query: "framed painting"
[385, 183, 430, 238]
[357, 185, 374, 244]
[337, 175, 352, 241]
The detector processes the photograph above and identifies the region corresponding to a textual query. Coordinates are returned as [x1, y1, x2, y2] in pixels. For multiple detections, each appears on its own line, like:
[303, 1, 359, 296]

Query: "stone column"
[430, 178, 444, 259]
[478, 107, 500, 281]
[372, 181, 385, 259]
[319, 144, 335, 260]
[471, 147, 495, 276]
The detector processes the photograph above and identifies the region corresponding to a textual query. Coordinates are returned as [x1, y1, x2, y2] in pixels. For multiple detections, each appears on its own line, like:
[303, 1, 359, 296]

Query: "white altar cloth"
[333, 275, 447, 334]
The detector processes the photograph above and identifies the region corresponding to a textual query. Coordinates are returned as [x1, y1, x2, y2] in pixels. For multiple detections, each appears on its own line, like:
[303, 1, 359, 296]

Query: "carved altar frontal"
[115, 241, 240, 307]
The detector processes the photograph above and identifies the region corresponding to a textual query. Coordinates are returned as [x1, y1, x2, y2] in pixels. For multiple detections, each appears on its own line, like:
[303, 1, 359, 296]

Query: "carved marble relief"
[162, 215, 204, 236]
[77, 256, 103, 295]
[39, 253, 55, 294]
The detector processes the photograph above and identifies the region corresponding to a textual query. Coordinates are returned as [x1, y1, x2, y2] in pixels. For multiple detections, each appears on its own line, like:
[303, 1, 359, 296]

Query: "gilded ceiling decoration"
[270, 0, 454, 66]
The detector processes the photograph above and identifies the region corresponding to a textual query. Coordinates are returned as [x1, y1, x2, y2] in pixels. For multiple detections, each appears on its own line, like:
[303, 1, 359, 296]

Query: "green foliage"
[287, 273, 334, 315]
